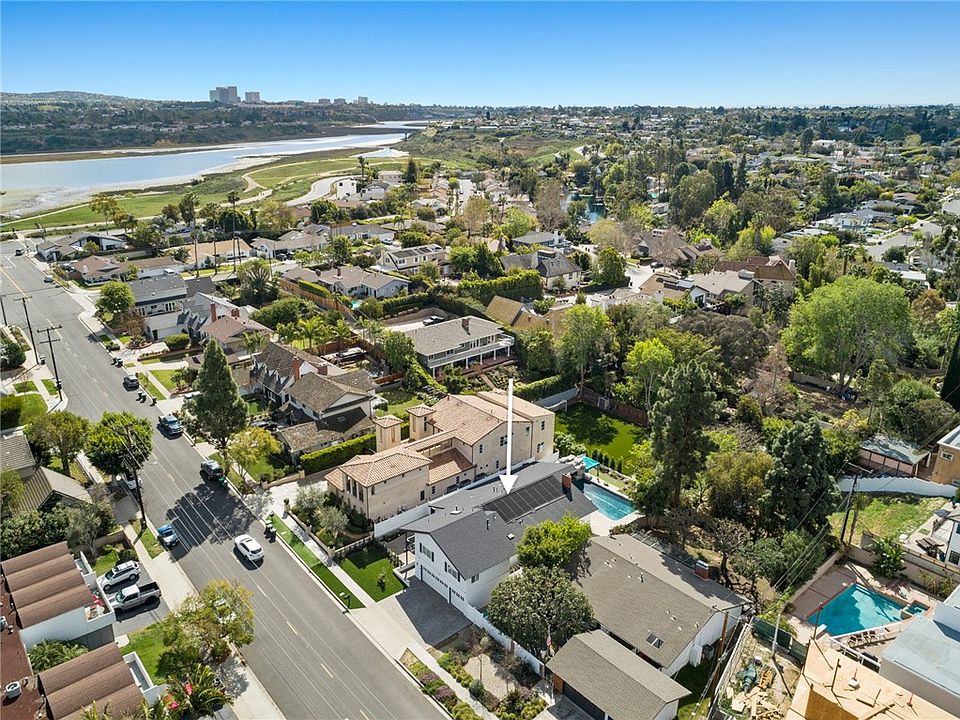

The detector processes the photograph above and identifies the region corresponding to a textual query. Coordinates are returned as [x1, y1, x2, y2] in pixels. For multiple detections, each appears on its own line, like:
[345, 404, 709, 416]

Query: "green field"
[554, 404, 646, 461]
[124, 623, 166, 682]
[1, 393, 47, 428]
[339, 545, 404, 601]
[829, 494, 946, 542]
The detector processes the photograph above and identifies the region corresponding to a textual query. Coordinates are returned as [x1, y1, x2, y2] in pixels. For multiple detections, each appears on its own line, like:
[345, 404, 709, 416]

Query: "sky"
[2, 1, 958, 107]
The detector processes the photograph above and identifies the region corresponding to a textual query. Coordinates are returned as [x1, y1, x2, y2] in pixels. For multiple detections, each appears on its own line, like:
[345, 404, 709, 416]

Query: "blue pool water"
[577, 480, 635, 521]
[810, 584, 907, 636]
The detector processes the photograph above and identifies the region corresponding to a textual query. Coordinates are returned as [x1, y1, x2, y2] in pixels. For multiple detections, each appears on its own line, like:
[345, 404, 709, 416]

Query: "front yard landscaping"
[124, 622, 166, 681]
[137, 372, 164, 400]
[828, 494, 947, 542]
[14, 380, 38, 394]
[0, 393, 46, 428]
[133, 519, 163, 558]
[93, 546, 120, 576]
[338, 544, 403, 601]
[554, 403, 646, 462]
[151, 368, 185, 393]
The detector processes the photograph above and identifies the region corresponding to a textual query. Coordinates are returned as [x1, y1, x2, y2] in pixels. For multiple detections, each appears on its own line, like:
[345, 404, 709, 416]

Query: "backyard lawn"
[829, 494, 947, 542]
[339, 545, 404, 601]
[2, 393, 47, 427]
[554, 404, 646, 461]
[376, 388, 423, 418]
[675, 660, 714, 720]
[124, 623, 166, 681]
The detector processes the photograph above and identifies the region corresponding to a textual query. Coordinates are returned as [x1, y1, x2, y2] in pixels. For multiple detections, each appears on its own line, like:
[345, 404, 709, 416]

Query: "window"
[420, 490, 425, 501]
[370, 485, 375, 495]
[419, 544, 434, 562]
[943, 451, 955, 461]
[499, 435, 507, 447]
[470, 574, 479, 584]
[496, 460, 500, 470]
[537, 442, 544, 453]
[540, 420, 546, 431]
[431, 486, 436, 495]
[950, 551, 960, 565]
[478, 444, 484, 454]
[358, 487, 364, 501]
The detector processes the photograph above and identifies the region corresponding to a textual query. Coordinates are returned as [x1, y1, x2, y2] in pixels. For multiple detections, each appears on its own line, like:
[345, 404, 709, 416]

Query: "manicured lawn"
[140, 356, 162, 365]
[41, 378, 58, 394]
[137, 372, 165, 400]
[245, 396, 270, 416]
[47, 457, 89, 485]
[132, 519, 163, 558]
[151, 368, 183, 393]
[14, 380, 38, 394]
[339, 545, 403, 601]
[554, 404, 646, 461]
[93, 547, 120, 576]
[270, 515, 363, 608]
[125, 622, 166, 682]
[376, 388, 423, 418]
[829, 494, 946, 542]
[675, 660, 714, 720]
[3, 393, 47, 427]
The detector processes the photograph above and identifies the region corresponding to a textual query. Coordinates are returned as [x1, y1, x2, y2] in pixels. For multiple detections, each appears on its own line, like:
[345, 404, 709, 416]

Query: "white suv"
[99, 560, 141, 590]
[234, 534, 264, 563]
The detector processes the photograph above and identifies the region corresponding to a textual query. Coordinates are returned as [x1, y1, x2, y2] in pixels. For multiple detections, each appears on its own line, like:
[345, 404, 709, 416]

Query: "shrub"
[300, 434, 376, 474]
[459, 270, 543, 306]
[433, 684, 458, 710]
[1, 395, 24, 428]
[164, 333, 190, 351]
[118, 547, 139, 563]
[515, 374, 568, 401]
[735, 395, 763, 430]
[381, 292, 430, 316]
[872, 535, 905, 578]
[469, 679, 485, 700]
[452, 701, 483, 720]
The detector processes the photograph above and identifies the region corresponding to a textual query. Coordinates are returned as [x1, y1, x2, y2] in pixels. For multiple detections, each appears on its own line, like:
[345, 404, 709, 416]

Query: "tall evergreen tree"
[647, 361, 721, 513]
[187, 342, 247, 450]
[942, 335, 960, 411]
[733, 154, 747, 199]
[762, 419, 837, 534]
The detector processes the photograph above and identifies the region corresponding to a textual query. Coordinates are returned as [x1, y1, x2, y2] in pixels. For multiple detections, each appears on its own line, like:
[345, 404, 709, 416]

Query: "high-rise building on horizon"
[356, 96, 369, 105]
[333, 97, 347, 105]
[244, 91, 261, 103]
[318, 98, 331, 105]
[209, 86, 239, 103]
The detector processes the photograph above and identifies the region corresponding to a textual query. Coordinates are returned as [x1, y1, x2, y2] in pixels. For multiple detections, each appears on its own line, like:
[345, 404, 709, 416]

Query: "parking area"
[379, 578, 469, 648]
[383, 307, 451, 333]
[108, 561, 170, 636]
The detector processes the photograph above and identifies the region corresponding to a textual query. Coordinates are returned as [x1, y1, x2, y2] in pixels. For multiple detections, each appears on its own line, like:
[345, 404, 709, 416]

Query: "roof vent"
[646, 634, 663, 649]
[450, 505, 461, 515]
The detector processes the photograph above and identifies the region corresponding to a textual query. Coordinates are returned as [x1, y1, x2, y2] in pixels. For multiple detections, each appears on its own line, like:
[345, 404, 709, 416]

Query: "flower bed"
[401, 651, 482, 720]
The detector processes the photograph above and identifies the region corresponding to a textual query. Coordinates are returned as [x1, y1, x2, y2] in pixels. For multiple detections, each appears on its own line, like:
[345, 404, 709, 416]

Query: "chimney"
[562, 473, 572, 492]
[291, 357, 303, 382]
[316, 363, 328, 375]
[231, 308, 240, 318]
[461, 317, 470, 331]
[210, 303, 218, 322]
[373, 415, 402, 452]
[337, 267, 341, 277]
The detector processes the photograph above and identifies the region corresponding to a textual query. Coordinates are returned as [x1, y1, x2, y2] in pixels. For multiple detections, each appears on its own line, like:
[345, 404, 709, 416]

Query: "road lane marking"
[286, 621, 299, 636]
[321, 663, 333, 678]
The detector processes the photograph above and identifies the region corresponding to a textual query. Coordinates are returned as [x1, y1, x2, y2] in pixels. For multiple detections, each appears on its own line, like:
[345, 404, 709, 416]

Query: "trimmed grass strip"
[132, 519, 163, 558]
[339, 545, 403, 601]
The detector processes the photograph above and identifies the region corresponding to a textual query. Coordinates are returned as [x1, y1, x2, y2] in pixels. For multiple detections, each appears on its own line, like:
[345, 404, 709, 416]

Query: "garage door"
[564, 683, 605, 720]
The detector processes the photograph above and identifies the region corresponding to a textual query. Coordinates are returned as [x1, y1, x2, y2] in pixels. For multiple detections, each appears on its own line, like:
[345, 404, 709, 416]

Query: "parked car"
[250, 419, 278, 432]
[14, 248, 24, 256]
[158, 414, 183, 437]
[422, 315, 445, 326]
[43, 274, 54, 283]
[99, 560, 141, 591]
[115, 471, 138, 492]
[123, 375, 140, 390]
[234, 534, 264, 563]
[111, 581, 161, 611]
[200, 460, 224, 482]
[157, 524, 179, 548]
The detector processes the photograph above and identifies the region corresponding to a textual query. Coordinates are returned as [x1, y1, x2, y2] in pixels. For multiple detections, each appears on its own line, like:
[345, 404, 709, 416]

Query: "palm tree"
[136, 698, 172, 720]
[298, 316, 331, 353]
[28, 640, 87, 672]
[332, 319, 352, 351]
[241, 331, 266, 358]
[837, 244, 856, 275]
[79, 701, 114, 720]
[226, 190, 241, 275]
[166, 664, 229, 720]
[277, 322, 300, 345]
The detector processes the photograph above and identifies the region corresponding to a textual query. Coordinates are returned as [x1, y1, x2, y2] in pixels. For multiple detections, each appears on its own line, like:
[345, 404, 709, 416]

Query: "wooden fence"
[578, 388, 650, 427]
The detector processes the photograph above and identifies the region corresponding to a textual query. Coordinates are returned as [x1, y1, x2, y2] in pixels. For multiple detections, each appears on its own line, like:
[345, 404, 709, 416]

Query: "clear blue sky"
[2, 2, 957, 106]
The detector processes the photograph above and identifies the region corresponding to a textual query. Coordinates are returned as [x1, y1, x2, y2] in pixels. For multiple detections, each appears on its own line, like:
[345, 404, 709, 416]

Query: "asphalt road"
[1, 247, 440, 720]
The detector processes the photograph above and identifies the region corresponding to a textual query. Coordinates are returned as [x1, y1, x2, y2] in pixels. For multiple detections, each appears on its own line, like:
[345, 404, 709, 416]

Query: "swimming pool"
[577, 480, 635, 521]
[810, 584, 908, 636]
[582, 456, 600, 471]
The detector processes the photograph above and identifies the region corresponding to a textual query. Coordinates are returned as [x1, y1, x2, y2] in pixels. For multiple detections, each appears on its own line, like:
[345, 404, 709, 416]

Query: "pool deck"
[787, 562, 938, 645]
[583, 472, 641, 536]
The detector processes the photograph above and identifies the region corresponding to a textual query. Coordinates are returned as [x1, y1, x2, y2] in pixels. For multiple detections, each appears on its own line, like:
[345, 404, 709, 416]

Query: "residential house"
[379, 244, 446, 276]
[512, 230, 563, 248]
[129, 275, 188, 319]
[933, 424, 960, 485]
[125, 255, 188, 278]
[859, 434, 931, 476]
[36, 232, 125, 262]
[687, 270, 755, 310]
[633, 229, 710, 266]
[940, 508, 960, 566]
[63, 255, 127, 285]
[378, 170, 403, 186]
[636, 272, 694, 303]
[329, 390, 555, 521]
[249, 229, 328, 259]
[0, 433, 36, 480]
[176, 292, 250, 340]
[787, 640, 953, 720]
[570, 534, 747, 676]
[500, 249, 581, 291]
[485, 296, 569, 338]
[588, 287, 648, 311]
[330, 223, 396, 244]
[401, 316, 513, 376]
[277, 369, 378, 461]
[334, 177, 358, 199]
[716, 256, 798, 300]
[403, 462, 595, 611]
[200, 314, 272, 357]
[19, 466, 93, 514]
[249, 342, 331, 403]
[313, 265, 410, 299]
[548, 631, 689, 720]
[878, 584, 960, 715]
[0, 542, 115, 651]
[171, 239, 251, 269]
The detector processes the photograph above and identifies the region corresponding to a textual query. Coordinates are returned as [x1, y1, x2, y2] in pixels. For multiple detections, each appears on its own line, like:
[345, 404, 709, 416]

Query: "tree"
[25, 410, 90, 473]
[85, 412, 153, 476]
[587, 218, 630, 254]
[380, 331, 416, 373]
[783, 277, 911, 391]
[858, 358, 896, 423]
[557, 305, 613, 386]
[883, 378, 936, 438]
[28, 640, 88, 672]
[164, 580, 255, 663]
[96, 281, 135, 319]
[942, 335, 960, 411]
[226, 427, 280, 483]
[65, 499, 110, 560]
[762, 419, 837, 534]
[732, 538, 781, 601]
[256, 198, 296, 233]
[516, 515, 591, 568]
[236, 258, 277, 306]
[328, 236, 352, 266]
[498, 207, 537, 239]
[310, 199, 348, 224]
[463, 196, 492, 237]
[442, 366, 469, 393]
[129, 221, 164, 253]
[1, 470, 24, 519]
[187, 342, 247, 450]
[404, 159, 419, 184]
[518, 329, 556, 376]
[709, 519, 748, 584]
[89, 193, 120, 228]
[160, 203, 181, 225]
[594, 246, 627, 287]
[178, 193, 197, 226]
[706, 450, 771, 528]
[252, 297, 315, 329]
[621, 338, 674, 409]
[0, 507, 69, 558]
[647, 361, 720, 513]
[799, 127, 815, 154]
[872, 536, 905, 578]
[702, 198, 740, 243]
[535, 179, 566, 232]
[486, 566, 592, 657]
[1, 333, 26, 370]
[241, 332, 266, 358]
[727, 223, 775, 261]
[314, 505, 348, 538]
[912, 289, 946, 332]
[670, 170, 716, 227]
[678, 313, 768, 387]
[819, 171, 841, 212]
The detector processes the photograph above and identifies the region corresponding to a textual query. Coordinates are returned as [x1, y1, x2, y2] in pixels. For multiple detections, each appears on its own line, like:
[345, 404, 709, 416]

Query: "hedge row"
[430, 291, 489, 319]
[301, 433, 376, 474]
[297, 279, 332, 297]
[382, 292, 430, 316]
[458, 270, 543, 306]
[515, 374, 569, 401]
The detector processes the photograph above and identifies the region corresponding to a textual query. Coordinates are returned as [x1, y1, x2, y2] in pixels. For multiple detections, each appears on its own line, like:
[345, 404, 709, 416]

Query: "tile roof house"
[485, 296, 569, 337]
[39, 643, 148, 720]
[329, 390, 555, 521]
[932, 424, 960, 485]
[401, 316, 513, 376]
[633, 229, 710, 266]
[313, 265, 410, 299]
[403, 462, 595, 612]
[62, 254, 127, 285]
[500, 249, 581, 291]
[570, 534, 747, 676]
[715, 255, 798, 299]
[548, 631, 689, 720]
[379, 244, 446, 276]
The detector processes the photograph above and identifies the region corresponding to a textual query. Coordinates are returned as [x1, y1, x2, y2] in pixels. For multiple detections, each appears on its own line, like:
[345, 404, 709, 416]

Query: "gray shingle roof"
[286, 370, 375, 415]
[0, 433, 35, 474]
[500, 250, 580, 279]
[402, 316, 504, 356]
[547, 631, 689, 720]
[128, 274, 187, 304]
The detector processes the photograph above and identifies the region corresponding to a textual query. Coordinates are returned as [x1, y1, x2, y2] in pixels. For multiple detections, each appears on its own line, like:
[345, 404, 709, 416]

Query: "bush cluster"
[515, 374, 568, 401]
[300, 434, 376, 475]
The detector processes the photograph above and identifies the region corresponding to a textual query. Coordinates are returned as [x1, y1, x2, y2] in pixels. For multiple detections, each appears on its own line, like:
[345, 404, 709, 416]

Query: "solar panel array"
[485, 476, 561, 522]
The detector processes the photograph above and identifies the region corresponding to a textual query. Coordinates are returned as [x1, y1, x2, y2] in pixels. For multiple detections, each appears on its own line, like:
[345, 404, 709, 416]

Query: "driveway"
[380, 578, 470, 648]
[108, 561, 170, 636]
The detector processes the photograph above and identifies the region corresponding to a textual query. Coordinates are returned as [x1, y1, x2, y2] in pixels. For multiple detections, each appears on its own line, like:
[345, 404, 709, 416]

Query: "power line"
[16, 295, 39, 365]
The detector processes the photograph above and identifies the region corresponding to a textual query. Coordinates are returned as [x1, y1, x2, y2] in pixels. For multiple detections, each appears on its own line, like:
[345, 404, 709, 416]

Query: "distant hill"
[1, 90, 147, 104]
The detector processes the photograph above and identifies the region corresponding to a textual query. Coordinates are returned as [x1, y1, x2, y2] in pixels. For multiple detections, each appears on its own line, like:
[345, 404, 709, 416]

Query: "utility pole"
[16, 295, 39, 365]
[0, 293, 7, 326]
[38, 325, 64, 401]
[838, 474, 859, 553]
[123, 426, 148, 529]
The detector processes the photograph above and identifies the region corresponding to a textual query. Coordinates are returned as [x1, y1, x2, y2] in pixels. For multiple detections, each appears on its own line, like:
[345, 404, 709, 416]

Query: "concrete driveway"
[108, 561, 170, 636]
[380, 578, 469, 648]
